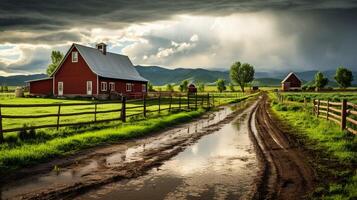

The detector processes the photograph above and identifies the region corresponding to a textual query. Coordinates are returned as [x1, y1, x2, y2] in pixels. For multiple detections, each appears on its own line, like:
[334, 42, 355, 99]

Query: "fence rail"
[312, 99, 357, 134]
[0, 93, 215, 143]
[275, 92, 357, 135]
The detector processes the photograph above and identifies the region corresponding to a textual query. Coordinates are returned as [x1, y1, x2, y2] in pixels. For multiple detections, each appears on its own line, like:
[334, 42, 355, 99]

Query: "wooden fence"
[313, 99, 357, 134]
[0, 93, 213, 143]
[275, 91, 357, 135]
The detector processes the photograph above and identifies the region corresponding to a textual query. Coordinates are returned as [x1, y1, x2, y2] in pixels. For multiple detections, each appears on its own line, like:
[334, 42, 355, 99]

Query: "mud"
[1, 99, 258, 200]
[75, 102, 260, 200]
[249, 94, 316, 200]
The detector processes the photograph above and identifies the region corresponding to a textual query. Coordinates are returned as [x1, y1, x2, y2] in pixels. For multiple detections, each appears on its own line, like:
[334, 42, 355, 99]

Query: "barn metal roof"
[25, 77, 52, 83]
[281, 72, 301, 83]
[74, 44, 147, 82]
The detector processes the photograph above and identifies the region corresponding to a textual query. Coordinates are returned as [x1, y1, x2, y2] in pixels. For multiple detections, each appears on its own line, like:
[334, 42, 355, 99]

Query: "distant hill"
[0, 66, 356, 86]
[135, 66, 230, 85]
[0, 74, 47, 86]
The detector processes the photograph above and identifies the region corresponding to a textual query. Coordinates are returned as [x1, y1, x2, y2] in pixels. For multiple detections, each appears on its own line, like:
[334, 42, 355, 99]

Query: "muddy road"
[0, 95, 316, 200]
[249, 94, 316, 200]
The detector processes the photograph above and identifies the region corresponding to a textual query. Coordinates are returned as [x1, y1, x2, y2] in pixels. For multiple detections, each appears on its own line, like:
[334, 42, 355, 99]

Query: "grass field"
[281, 92, 357, 104]
[269, 92, 357, 199]
[0, 92, 252, 132]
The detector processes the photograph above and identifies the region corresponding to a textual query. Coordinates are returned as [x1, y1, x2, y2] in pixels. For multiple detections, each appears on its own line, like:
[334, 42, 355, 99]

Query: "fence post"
[121, 96, 126, 122]
[0, 105, 3, 143]
[143, 95, 147, 117]
[207, 93, 210, 108]
[201, 95, 204, 107]
[341, 99, 347, 131]
[317, 99, 320, 117]
[158, 94, 161, 113]
[187, 93, 190, 109]
[57, 105, 61, 130]
[212, 94, 215, 107]
[195, 93, 198, 110]
[304, 97, 307, 108]
[326, 100, 329, 120]
[179, 95, 181, 111]
[169, 95, 172, 112]
[94, 103, 97, 122]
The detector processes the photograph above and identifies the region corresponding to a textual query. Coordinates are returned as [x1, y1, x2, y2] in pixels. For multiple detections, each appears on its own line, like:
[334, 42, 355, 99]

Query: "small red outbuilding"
[27, 43, 148, 99]
[281, 72, 302, 91]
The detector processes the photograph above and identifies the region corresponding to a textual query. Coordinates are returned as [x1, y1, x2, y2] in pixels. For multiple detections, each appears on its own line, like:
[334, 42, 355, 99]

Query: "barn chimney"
[96, 43, 107, 55]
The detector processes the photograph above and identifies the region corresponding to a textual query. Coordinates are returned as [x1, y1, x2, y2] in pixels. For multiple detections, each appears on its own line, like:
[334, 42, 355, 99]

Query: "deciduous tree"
[46, 50, 64, 75]
[334, 66, 353, 88]
[216, 79, 226, 93]
[230, 61, 255, 93]
[314, 71, 329, 90]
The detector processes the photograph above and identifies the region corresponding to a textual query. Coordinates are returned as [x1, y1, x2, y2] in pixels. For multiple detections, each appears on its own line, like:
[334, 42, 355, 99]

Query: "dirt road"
[0, 95, 316, 200]
[249, 94, 316, 200]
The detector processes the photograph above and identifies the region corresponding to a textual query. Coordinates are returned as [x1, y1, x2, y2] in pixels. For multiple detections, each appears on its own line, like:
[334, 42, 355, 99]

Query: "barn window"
[109, 82, 115, 91]
[142, 84, 146, 92]
[72, 52, 78, 62]
[101, 82, 107, 91]
[126, 83, 132, 92]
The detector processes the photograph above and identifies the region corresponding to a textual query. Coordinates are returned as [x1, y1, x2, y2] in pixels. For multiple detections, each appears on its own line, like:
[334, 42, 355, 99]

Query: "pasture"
[280, 91, 357, 104]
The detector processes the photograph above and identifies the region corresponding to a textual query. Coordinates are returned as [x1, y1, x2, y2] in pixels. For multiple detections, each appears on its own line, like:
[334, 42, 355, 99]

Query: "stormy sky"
[0, 0, 356, 75]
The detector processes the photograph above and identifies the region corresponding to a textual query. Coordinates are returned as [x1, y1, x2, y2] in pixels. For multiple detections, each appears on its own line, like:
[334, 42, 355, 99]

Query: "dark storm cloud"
[1, 0, 357, 32]
[274, 10, 357, 70]
[1, 0, 357, 74]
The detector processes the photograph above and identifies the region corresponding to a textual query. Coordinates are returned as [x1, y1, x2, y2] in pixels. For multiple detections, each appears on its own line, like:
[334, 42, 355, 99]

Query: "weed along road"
[0, 95, 316, 200]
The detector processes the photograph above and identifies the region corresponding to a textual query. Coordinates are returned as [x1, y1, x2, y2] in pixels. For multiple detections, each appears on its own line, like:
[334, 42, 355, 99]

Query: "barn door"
[58, 82, 63, 96]
[86, 81, 92, 95]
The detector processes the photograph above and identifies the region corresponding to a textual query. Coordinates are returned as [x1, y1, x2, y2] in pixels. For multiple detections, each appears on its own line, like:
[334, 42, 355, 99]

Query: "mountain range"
[0, 65, 356, 86]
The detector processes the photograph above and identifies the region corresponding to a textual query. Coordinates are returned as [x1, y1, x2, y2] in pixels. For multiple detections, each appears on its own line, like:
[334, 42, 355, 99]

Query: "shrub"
[18, 124, 36, 141]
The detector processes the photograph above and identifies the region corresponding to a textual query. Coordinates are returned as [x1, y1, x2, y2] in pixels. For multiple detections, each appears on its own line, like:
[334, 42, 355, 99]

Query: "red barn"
[281, 72, 302, 91]
[188, 83, 197, 93]
[27, 43, 148, 99]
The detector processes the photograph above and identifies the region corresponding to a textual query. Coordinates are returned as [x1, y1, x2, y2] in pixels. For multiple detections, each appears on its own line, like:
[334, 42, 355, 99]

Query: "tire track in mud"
[248, 94, 316, 200]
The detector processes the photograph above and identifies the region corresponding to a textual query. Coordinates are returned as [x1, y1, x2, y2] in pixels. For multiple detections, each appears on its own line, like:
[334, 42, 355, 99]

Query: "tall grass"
[270, 94, 357, 199]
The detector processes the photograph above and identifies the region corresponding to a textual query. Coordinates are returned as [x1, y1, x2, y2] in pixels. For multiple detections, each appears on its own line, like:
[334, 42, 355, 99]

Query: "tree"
[230, 61, 255, 93]
[198, 83, 205, 92]
[334, 66, 353, 88]
[166, 84, 174, 92]
[46, 50, 64, 75]
[216, 79, 226, 93]
[229, 83, 235, 92]
[147, 82, 154, 91]
[314, 71, 329, 90]
[179, 80, 189, 92]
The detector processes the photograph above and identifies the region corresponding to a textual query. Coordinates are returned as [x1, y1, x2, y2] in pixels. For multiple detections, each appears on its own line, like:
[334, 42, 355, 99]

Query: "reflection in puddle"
[76, 104, 259, 200]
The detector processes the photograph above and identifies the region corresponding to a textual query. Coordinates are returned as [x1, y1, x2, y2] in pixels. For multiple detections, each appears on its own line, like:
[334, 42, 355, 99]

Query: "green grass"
[281, 92, 357, 104]
[269, 93, 357, 199]
[0, 93, 253, 133]
[0, 109, 206, 173]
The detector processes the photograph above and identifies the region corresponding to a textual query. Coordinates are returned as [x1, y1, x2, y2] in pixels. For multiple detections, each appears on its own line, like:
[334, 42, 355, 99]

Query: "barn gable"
[281, 72, 302, 91]
[50, 43, 147, 82]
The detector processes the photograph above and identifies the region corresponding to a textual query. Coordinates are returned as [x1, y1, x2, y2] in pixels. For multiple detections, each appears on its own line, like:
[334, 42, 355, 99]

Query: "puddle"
[75, 104, 259, 200]
[1, 102, 258, 199]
